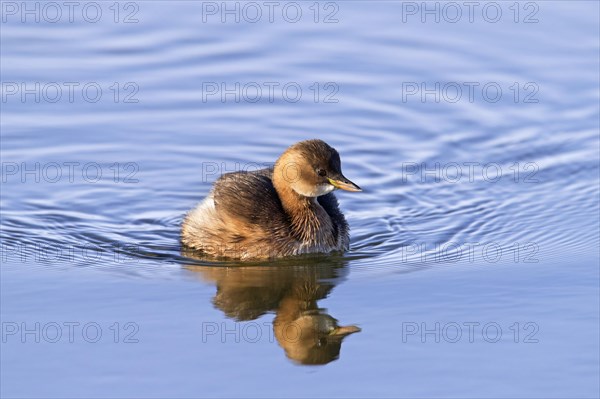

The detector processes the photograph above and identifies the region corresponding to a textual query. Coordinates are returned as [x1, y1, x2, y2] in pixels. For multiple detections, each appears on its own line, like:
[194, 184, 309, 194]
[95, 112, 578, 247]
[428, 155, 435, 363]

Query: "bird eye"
[317, 169, 327, 177]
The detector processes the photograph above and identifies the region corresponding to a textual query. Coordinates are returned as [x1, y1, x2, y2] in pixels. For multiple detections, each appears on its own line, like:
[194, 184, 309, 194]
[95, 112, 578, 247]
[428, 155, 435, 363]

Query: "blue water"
[1, 1, 599, 397]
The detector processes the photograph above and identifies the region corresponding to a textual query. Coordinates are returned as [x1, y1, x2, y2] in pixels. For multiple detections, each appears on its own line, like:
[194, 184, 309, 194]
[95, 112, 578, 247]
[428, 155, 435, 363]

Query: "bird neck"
[273, 168, 332, 244]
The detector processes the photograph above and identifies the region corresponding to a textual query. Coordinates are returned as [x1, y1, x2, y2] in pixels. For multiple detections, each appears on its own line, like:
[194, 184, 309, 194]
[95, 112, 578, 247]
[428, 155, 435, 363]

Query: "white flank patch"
[187, 194, 216, 225]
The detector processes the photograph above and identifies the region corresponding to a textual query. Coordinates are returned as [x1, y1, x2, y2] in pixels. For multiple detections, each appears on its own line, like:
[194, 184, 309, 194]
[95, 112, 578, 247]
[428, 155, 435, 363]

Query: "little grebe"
[181, 139, 361, 260]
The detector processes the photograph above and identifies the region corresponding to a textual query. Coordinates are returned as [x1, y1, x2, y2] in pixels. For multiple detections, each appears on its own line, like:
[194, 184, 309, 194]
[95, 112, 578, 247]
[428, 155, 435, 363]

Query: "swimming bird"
[181, 139, 361, 260]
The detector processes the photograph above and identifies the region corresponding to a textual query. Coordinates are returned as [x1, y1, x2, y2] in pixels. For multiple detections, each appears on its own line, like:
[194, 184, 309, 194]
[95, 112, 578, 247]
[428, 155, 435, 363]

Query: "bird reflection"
[184, 255, 360, 365]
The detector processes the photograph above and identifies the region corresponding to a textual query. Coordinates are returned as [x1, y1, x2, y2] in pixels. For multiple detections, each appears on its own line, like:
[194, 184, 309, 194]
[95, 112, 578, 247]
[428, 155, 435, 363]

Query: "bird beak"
[328, 176, 362, 192]
[330, 325, 361, 336]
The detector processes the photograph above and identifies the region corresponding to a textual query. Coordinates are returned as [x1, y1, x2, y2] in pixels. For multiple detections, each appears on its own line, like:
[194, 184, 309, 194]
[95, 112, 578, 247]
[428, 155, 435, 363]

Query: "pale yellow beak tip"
[328, 178, 362, 192]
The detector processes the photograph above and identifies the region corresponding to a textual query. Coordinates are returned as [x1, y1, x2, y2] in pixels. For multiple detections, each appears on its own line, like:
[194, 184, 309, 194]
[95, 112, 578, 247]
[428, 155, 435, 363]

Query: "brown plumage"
[181, 139, 361, 260]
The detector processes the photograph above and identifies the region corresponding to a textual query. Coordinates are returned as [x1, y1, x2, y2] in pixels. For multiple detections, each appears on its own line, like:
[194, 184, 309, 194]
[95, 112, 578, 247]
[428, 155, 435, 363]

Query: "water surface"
[1, 1, 599, 397]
